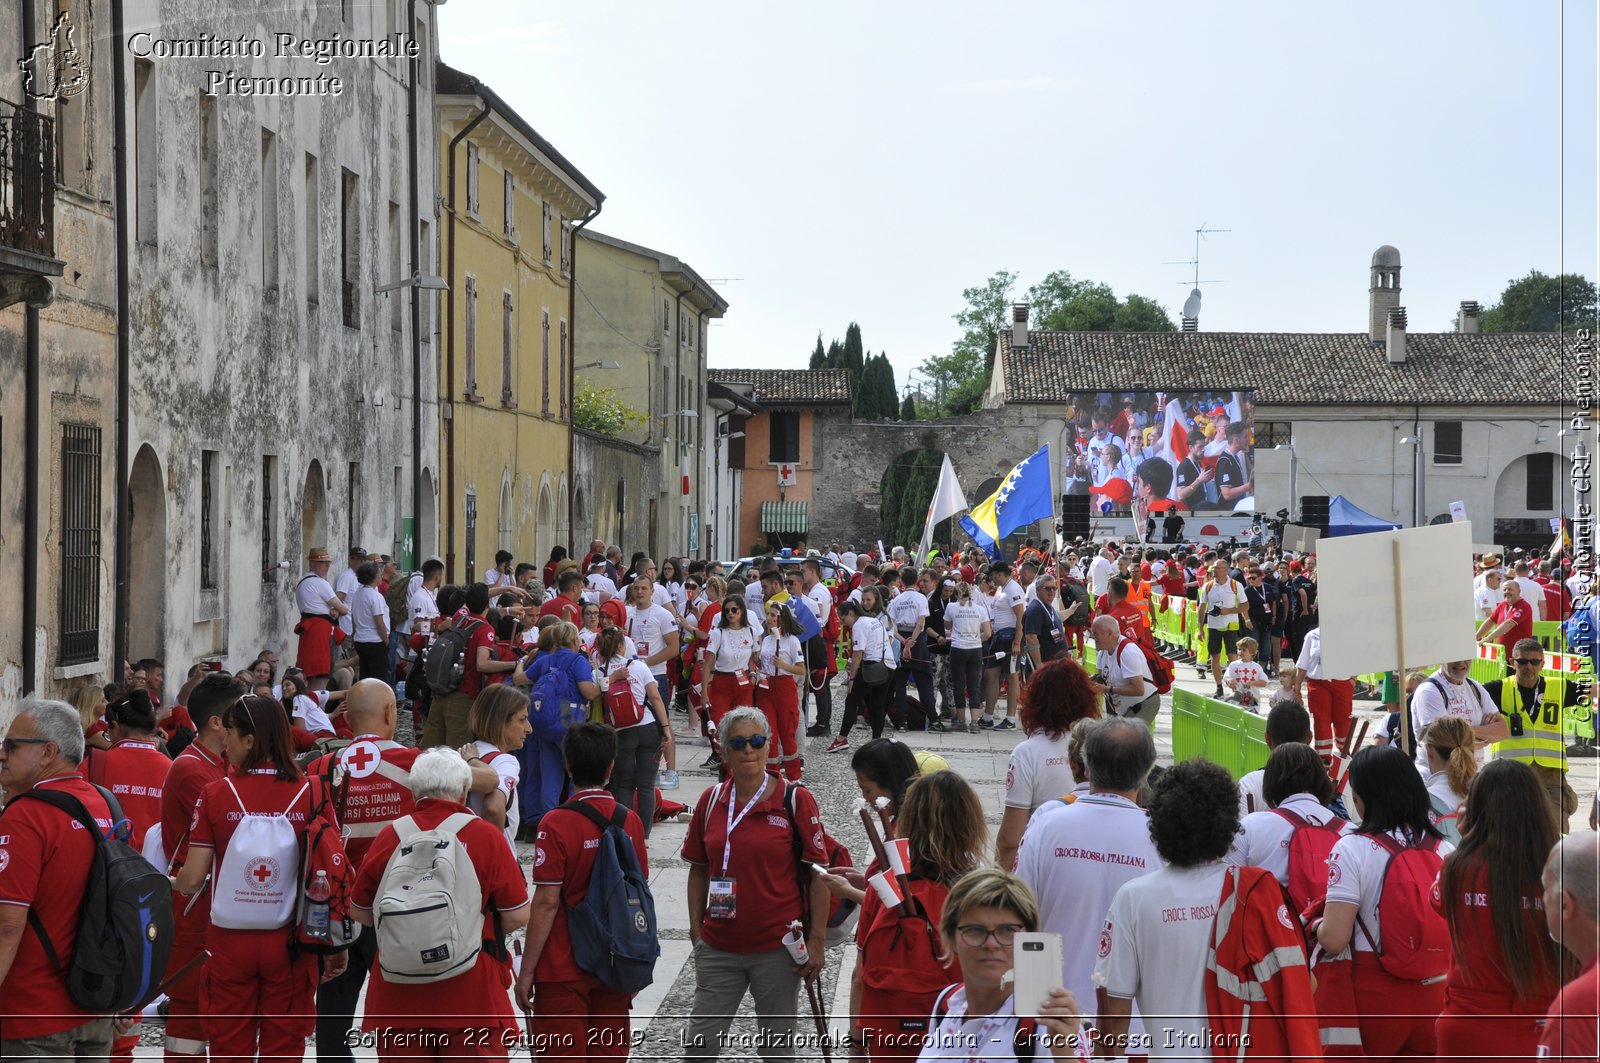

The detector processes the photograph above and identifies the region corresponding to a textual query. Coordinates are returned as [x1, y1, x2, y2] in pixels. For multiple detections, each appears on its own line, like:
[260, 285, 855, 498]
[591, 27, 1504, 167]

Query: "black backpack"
[557, 801, 659, 993]
[1061, 580, 1092, 627]
[9, 786, 175, 1013]
[423, 618, 482, 697]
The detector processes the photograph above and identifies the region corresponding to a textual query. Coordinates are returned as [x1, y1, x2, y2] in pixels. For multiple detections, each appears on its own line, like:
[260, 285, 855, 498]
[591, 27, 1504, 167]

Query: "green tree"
[808, 333, 826, 369]
[844, 322, 865, 382]
[573, 382, 647, 437]
[1479, 270, 1598, 332]
[878, 448, 946, 551]
[900, 393, 917, 420]
[918, 269, 1016, 418]
[826, 338, 845, 370]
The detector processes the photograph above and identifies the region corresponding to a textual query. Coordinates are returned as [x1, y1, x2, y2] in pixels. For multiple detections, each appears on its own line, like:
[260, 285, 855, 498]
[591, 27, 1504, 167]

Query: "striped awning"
[760, 500, 809, 534]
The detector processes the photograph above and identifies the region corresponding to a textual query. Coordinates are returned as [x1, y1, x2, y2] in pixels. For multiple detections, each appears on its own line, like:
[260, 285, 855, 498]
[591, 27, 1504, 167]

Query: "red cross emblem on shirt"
[342, 741, 382, 779]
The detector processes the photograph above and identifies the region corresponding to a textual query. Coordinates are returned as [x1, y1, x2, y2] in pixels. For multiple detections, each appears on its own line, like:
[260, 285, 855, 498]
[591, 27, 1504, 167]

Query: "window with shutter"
[464, 274, 479, 400]
[541, 309, 551, 415]
[466, 143, 479, 216]
[501, 291, 514, 407]
[559, 320, 569, 419]
[542, 202, 552, 264]
[503, 171, 515, 239]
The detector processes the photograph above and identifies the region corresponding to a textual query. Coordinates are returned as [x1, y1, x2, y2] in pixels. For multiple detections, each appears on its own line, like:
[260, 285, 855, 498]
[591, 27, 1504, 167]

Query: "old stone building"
[122, 1, 443, 672]
[0, 0, 118, 707]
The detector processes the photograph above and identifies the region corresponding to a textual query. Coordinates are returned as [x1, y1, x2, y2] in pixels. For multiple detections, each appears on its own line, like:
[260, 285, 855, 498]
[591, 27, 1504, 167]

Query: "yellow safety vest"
[1491, 678, 1568, 770]
[1201, 579, 1245, 632]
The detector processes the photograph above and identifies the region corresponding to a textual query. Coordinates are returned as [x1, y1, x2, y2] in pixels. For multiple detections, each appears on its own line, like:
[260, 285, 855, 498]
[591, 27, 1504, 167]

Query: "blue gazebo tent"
[1326, 495, 1401, 537]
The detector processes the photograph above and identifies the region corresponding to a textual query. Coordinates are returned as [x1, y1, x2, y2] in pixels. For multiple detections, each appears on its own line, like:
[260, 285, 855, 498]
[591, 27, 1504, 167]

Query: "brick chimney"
[1369, 245, 1401, 344]
[1386, 307, 1408, 365]
[1011, 303, 1030, 350]
[1457, 300, 1481, 334]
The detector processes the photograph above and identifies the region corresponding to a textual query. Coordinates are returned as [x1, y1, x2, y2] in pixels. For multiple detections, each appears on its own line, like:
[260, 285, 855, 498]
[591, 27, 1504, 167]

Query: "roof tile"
[708, 368, 852, 405]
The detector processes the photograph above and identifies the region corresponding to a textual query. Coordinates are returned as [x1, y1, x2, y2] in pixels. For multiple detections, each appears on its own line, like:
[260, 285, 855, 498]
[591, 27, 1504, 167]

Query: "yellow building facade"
[437, 63, 603, 582]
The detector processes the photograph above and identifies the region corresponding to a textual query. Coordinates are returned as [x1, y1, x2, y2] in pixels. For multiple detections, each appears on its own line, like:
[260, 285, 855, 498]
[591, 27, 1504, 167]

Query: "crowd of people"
[0, 527, 1596, 1062]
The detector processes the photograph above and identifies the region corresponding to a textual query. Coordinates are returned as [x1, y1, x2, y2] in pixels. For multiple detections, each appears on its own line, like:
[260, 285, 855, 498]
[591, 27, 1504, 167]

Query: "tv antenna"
[1162, 224, 1229, 328]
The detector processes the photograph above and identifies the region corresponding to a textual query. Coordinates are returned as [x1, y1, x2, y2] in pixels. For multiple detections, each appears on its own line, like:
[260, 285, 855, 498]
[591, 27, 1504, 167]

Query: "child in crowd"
[1223, 636, 1269, 711]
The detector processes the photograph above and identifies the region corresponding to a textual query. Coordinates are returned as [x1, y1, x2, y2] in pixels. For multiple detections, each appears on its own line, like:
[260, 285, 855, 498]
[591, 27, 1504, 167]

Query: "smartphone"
[1011, 932, 1063, 1019]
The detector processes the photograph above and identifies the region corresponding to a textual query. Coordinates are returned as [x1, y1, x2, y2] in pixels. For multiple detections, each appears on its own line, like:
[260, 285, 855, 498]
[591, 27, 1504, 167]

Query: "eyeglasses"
[955, 923, 1024, 947]
[1, 737, 49, 754]
[1514, 658, 1544, 667]
[726, 734, 769, 752]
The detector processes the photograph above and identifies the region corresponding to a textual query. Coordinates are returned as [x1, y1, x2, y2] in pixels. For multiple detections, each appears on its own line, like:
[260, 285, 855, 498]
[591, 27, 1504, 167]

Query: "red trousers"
[1352, 950, 1445, 1061]
[163, 933, 209, 1060]
[707, 671, 755, 745]
[375, 1028, 511, 1061]
[1307, 677, 1354, 761]
[755, 678, 802, 781]
[532, 976, 632, 1062]
[200, 927, 318, 1063]
[1435, 983, 1552, 1063]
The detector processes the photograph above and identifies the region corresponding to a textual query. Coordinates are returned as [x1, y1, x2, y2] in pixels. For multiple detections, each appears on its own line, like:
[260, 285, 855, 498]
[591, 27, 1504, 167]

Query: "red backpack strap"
[1271, 807, 1310, 830]
[1352, 832, 1406, 953]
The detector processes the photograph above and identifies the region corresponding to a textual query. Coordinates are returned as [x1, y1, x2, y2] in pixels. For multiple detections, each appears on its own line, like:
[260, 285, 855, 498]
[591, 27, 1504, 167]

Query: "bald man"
[1092, 615, 1158, 724]
[1540, 831, 1600, 1057]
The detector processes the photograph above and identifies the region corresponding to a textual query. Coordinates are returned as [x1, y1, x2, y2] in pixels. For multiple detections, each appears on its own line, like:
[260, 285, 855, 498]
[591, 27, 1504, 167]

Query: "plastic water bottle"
[306, 871, 332, 940]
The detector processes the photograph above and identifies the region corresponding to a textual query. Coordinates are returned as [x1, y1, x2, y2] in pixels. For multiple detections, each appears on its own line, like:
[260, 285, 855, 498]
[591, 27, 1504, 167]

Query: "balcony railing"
[0, 98, 55, 259]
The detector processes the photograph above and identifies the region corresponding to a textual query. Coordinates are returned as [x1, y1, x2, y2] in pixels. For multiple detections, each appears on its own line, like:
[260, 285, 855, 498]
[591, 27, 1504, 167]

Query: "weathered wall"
[124, 0, 440, 673]
[572, 428, 662, 559]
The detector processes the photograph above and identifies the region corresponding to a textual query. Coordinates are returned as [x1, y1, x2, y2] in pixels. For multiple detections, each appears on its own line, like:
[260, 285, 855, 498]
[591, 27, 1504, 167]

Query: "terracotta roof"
[708, 368, 852, 406]
[995, 330, 1566, 406]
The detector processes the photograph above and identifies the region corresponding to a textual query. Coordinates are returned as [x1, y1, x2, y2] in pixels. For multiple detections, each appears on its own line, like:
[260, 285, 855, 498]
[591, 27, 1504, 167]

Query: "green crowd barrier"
[1171, 687, 1268, 780]
[1533, 621, 1568, 654]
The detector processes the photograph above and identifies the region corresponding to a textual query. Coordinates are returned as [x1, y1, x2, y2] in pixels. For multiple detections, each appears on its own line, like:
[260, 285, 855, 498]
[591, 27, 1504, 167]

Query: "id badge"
[708, 877, 737, 919]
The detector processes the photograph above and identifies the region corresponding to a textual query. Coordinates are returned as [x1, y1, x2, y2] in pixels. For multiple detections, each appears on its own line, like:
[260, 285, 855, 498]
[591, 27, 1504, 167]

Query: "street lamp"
[1399, 433, 1424, 528]
[576, 360, 621, 371]
[374, 272, 448, 294]
[1274, 444, 1298, 522]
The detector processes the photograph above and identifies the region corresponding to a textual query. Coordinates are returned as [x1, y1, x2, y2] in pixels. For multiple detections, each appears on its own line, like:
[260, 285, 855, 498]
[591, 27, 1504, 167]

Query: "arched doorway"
[1493, 451, 1571, 552]
[498, 470, 513, 552]
[574, 486, 588, 549]
[127, 445, 166, 662]
[302, 461, 327, 561]
[418, 468, 436, 562]
[536, 477, 555, 566]
[877, 448, 948, 556]
[558, 474, 569, 551]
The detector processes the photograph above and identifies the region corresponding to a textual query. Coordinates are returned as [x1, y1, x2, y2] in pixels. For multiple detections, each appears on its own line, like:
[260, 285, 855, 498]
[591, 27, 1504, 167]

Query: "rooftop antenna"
[1162, 224, 1229, 331]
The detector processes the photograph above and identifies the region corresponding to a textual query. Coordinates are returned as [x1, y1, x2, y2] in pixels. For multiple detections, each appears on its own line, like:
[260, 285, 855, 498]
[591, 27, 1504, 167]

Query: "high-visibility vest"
[1491, 678, 1568, 769]
[1128, 579, 1152, 630]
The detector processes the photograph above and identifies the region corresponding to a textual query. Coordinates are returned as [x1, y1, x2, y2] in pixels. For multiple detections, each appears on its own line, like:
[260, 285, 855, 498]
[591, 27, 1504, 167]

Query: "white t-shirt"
[350, 585, 390, 643]
[1236, 769, 1266, 819]
[1094, 861, 1230, 1060]
[839, 551, 858, 572]
[291, 692, 336, 736]
[467, 739, 521, 853]
[1473, 582, 1503, 620]
[945, 602, 989, 651]
[706, 625, 757, 673]
[1409, 674, 1497, 770]
[1014, 794, 1162, 1028]
[805, 583, 831, 629]
[743, 579, 766, 617]
[296, 573, 339, 616]
[1004, 733, 1076, 811]
[1097, 640, 1152, 716]
[627, 604, 679, 677]
[757, 633, 803, 690]
[1202, 577, 1245, 631]
[484, 569, 514, 590]
[1223, 659, 1267, 695]
[887, 589, 930, 633]
[996, 580, 1025, 633]
[1326, 829, 1454, 952]
[597, 656, 659, 730]
[852, 615, 894, 665]
[1295, 628, 1325, 679]
[1226, 793, 1346, 885]
[1513, 576, 1545, 620]
[1089, 555, 1117, 599]
[653, 582, 678, 615]
[585, 573, 619, 604]
[401, 575, 438, 637]
[335, 567, 361, 635]
[1424, 769, 1467, 814]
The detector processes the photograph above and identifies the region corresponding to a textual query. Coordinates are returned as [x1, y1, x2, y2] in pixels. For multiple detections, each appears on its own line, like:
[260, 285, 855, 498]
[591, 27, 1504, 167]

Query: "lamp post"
[1399, 433, 1424, 528]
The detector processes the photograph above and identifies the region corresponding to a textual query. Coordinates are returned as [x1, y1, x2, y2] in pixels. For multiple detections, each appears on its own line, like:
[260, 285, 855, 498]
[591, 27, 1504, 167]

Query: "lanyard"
[721, 776, 769, 875]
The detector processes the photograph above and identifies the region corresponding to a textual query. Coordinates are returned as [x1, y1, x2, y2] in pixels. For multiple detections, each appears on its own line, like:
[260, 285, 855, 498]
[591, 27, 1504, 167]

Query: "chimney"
[1369, 245, 1402, 344]
[1011, 303, 1030, 350]
[1386, 307, 1408, 365]
[1457, 300, 1481, 334]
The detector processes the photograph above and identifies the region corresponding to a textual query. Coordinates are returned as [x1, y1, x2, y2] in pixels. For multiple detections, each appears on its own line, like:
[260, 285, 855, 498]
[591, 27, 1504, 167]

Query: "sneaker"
[1214, 687, 1225, 700]
[1568, 742, 1600, 758]
[825, 737, 849, 754]
[805, 723, 830, 738]
[700, 751, 721, 770]
[978, 717, 996, 729]
[949, 720, 968, 733]
[995, 718, 1017, 731]
[928, 721, 949, 733]
[674, 810, 693, 823]
[656, 769, 680, 790]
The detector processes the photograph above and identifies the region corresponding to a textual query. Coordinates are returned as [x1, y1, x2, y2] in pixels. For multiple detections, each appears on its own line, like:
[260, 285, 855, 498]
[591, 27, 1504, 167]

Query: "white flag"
[917, 454, 968, 560]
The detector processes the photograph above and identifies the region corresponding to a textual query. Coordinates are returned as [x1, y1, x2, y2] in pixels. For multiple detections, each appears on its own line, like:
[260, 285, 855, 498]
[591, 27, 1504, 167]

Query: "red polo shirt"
[352, 798, 529, 1031]
[1487, 598, 1534, 661]
[80, 738, 170, 850]
[538, 595, 582, 627]
[459, 617, 498, 698]
[0, 775, 116, 1037]
[160, 741, 229, 944]
[682, 772, 826, 954]
[1539, 954, 1598, 1059]
[308, 737, 421, 867]
[531, 788, 649, 983]
[1104, 600, 1150, 645]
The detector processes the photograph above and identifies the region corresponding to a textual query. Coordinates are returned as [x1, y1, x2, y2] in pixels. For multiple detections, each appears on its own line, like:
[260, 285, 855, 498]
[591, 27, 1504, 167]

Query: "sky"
[438, 1, 1598, 391]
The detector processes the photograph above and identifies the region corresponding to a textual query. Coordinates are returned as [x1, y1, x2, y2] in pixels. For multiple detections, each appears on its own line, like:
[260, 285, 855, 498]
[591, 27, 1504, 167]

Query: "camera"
[1509, 713, 1524, 738]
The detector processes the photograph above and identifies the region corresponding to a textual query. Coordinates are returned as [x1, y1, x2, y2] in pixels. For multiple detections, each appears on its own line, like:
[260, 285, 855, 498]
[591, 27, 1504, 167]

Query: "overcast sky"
[438, 1, 1598, 391]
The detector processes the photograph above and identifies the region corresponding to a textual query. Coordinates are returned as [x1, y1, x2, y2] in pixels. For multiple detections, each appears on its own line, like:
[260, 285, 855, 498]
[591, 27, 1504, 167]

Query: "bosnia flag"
[963, 444, 1054, 545]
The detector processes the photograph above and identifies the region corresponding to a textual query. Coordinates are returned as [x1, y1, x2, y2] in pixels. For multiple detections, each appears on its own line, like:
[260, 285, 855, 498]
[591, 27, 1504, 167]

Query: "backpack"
[600, 660, 647, 730]
[374, 812, 491, 984]
[1427, 793, 1462, 846]
[1061, 580, 1092, 627]
[930, 983, 1039, 1059]
[1353, 833, 1449, 981]
[423, 618, 483, 697]
[527, 652, 587, 746]
[294, 775, 360, 953]
[211, 779, 309, 930]
[778, 781, 857, 946]
[859, 876, 957, 1039]
[557, 800, 660, 993]
[1117, 635, 1174, 695]
[386, 572, 419, 629]
[1271, 807, 1346, 917]
[10, 787, 174, 1014]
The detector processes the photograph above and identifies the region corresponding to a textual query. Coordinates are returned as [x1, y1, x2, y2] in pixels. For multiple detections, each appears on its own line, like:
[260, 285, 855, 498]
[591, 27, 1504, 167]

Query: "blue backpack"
[525, 651, 587, 746]
[558, 800, 659, 993]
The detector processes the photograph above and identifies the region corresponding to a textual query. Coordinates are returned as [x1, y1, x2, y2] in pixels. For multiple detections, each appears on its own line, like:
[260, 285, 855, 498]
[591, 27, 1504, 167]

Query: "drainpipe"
[673, 289, 687, 553]
[443, 94, 491, 581]
[21, 0, 40, 692]
[407, 0, 422, 567]
[111, 0, 132, 681]
[566, 201, 601, 553]
[697, 308, 710, 552]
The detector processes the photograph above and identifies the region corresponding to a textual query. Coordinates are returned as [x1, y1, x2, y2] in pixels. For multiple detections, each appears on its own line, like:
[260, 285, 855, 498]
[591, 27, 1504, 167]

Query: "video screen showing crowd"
[1062, 390, 1256, 524]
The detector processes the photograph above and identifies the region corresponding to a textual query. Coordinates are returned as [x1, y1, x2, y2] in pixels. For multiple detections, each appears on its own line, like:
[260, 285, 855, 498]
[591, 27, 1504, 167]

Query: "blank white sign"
[1316, 521, 1479, 678]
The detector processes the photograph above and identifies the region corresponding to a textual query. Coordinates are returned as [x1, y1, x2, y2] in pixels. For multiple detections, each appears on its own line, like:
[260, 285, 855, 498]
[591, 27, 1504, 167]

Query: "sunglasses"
[726, 734, 769, 752]
[1, 737, 49, 754]
[1514, 658, 1545, 667]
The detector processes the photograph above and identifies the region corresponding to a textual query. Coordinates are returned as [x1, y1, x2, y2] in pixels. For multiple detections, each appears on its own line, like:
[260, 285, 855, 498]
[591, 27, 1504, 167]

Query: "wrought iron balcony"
[0, 97, 62, 309]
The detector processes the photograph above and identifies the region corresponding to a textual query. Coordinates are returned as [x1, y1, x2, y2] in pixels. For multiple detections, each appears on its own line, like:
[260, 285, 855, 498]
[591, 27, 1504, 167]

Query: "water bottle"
[306, 870, 332, 940]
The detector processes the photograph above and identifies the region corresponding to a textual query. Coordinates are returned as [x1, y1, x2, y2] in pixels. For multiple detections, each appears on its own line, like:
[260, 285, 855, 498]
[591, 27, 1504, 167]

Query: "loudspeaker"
[1300, 495, 1330, 532]
[1061, 494, 1091, 541]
